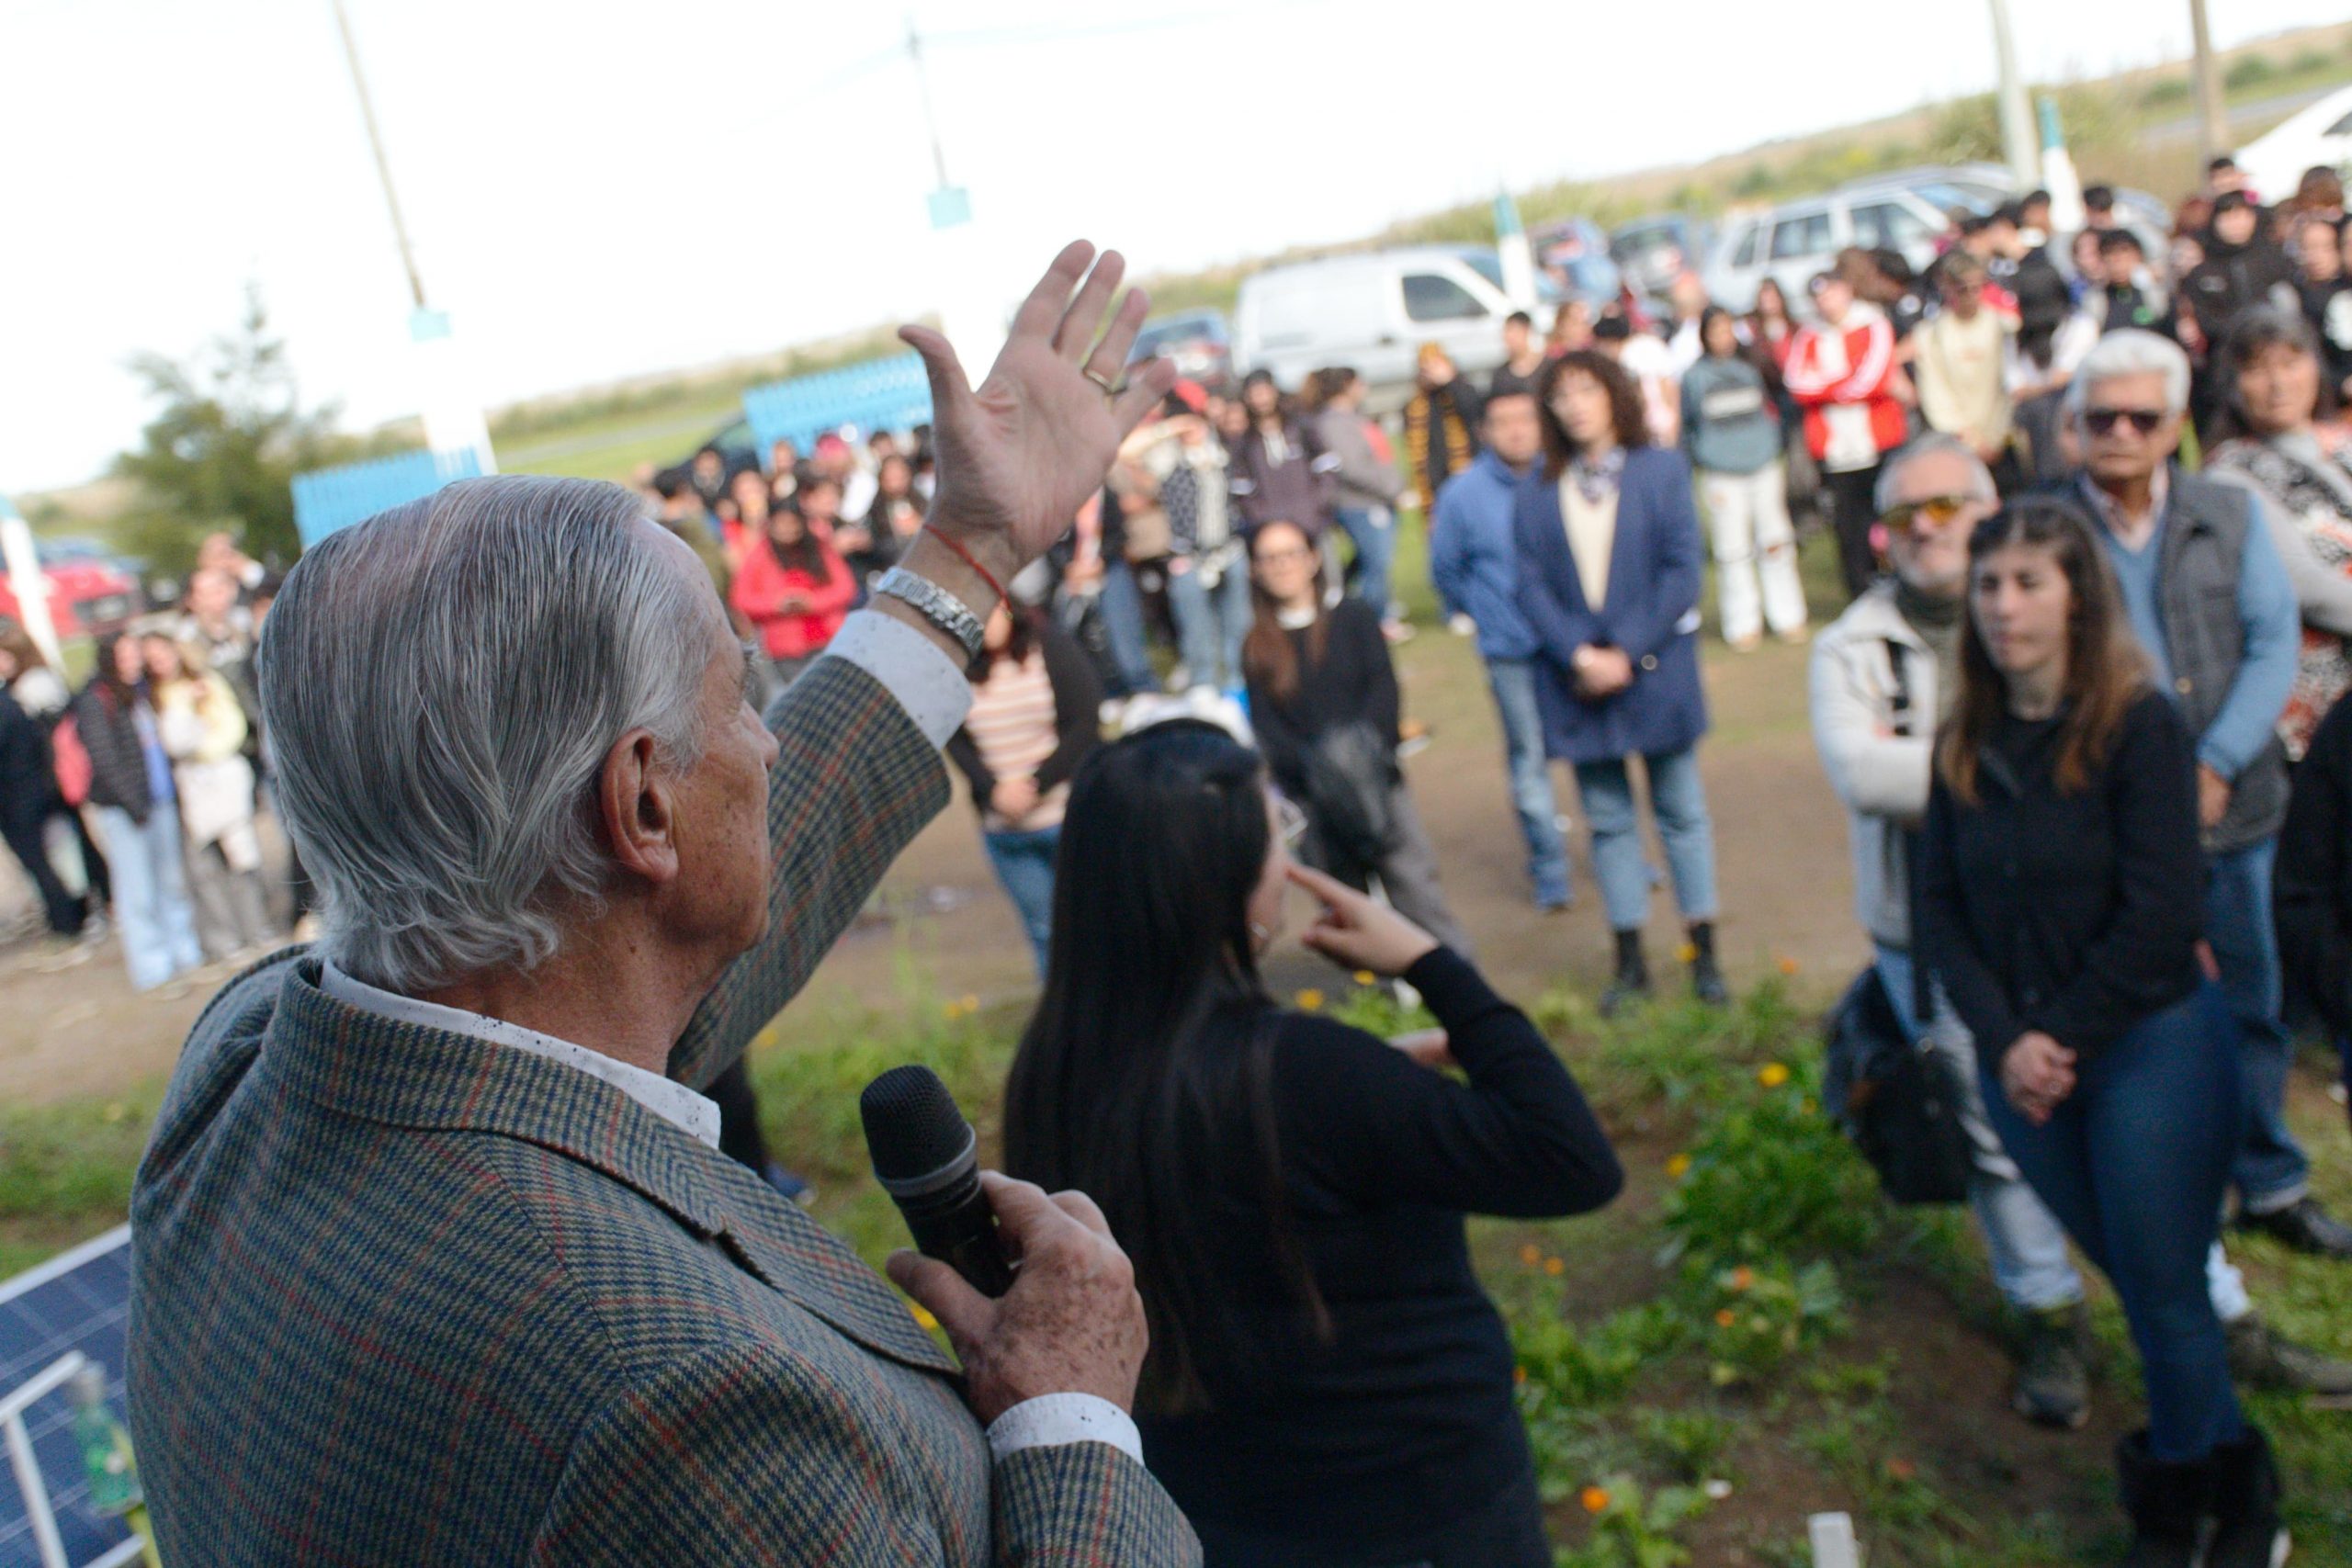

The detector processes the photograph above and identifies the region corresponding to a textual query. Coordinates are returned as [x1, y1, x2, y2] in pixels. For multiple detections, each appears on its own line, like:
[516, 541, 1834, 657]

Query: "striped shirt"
[968, 649, 1068, 830]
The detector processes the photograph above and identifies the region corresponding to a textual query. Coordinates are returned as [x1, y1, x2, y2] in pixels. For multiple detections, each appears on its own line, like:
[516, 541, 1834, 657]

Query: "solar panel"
[0, 1227, 140, 1568]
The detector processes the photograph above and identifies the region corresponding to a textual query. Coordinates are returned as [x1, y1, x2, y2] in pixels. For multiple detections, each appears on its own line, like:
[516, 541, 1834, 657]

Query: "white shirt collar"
[320, 961, 722, 1151]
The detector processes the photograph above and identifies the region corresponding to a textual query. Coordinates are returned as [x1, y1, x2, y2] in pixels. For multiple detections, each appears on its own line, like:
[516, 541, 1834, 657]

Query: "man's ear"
[597, 729, 680, 886]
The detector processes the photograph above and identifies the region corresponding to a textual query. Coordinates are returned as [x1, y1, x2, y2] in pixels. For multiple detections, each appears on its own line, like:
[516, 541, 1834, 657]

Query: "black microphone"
[860, 1065, 1016, 1298]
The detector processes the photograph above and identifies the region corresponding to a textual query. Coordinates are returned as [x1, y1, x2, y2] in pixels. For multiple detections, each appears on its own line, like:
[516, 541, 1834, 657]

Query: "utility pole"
[327, 0, 426, 310]
[2188, 0, 2228, 168]
[1986, 0, 2038, 188]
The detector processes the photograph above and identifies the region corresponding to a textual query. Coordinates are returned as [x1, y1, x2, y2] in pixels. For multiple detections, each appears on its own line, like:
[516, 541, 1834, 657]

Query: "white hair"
[258, 476, 718, 992]
[2065, 328, 2192, 423]
[1874, 434, 1998, 513]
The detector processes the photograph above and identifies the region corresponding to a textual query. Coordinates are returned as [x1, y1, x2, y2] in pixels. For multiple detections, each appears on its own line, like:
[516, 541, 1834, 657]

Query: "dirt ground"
[0, 625, 1862, 1105]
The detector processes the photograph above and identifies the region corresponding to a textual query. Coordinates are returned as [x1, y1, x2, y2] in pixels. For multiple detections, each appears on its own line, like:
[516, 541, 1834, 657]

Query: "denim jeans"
[94, 806, 204, 991]
[1575, 747, 1717, 932]
[1099, 561, 1159, 698]
[1483, 660, 1571, 908]
[2204, 837, 2306, 1212]
[1979, 984, 2245, 1463]
[1875, 943, 2085, 1313]
[1333, 506, 1396, 621]
[984, 825, 1061, 977]
[1166, 556, 1252, 693]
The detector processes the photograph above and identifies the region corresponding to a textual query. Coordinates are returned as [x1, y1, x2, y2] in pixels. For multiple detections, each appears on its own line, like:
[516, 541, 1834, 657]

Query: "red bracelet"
[923, 527, 1010, 608]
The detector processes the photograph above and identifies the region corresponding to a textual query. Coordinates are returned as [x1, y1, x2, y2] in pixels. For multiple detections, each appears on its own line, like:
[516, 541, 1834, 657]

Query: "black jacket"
[2276, 694, 2352, 1043]
[1228, 419, 1335, 535]
[70, 680, 155, 824]
[0, 692, 54, 819]
[1918, 690, 2205, 1064]
[2182, 232, 2300, 347]
[944, 620, 1104, 816]
[1242, 598, 1401, 799]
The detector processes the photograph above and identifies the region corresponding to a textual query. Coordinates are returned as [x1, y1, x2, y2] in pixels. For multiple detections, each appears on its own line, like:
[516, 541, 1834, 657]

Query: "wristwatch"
[875, 568, 988, 661]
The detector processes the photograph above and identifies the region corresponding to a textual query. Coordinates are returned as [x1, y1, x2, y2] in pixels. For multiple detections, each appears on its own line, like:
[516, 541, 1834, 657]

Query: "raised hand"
[901, 241, 1178, 587]
[1286, 863, 1441, 979]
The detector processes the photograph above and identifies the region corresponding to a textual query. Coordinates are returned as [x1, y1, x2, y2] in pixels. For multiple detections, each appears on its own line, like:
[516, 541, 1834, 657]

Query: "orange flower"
[1676, 942, 1698, 964]
[1519, 1243, 1543, 1268]
[1295, 988, 1326, 1012]
[1513, 1364, 1529, 1385]
[1578, 1484, 1611, 1515]
[1714, 1307, 1737, 1328]
[1728, 1266, 1755, 1292]
[1777, 954, 1802, 976]
[1665, 1153, 1692, 1179]
[1544, 1257, 1566, 1277]
[1888, 1458, 1917, 1482]
[959, 994, 979, 1014]
[1353, 970, 1376, 986]
[1758, 1062, 1791, 1089]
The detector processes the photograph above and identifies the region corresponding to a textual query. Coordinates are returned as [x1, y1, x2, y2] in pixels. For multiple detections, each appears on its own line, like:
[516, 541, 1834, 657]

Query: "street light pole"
[2188, 0, 2228, 168]
[1986, 0, 2039, 188]
[327, 0, 426, 310]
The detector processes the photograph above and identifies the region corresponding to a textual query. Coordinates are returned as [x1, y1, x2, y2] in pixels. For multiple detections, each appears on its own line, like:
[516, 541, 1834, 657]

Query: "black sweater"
[1244, 598, 1401, 799]
[1138, 948, 1622, 1550]
[2277, 694, 2352, 1043]
[1918, 690, 2205, 1066]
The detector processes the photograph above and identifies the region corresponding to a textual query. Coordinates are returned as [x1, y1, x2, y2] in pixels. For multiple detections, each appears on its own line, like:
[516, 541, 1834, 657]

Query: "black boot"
[1600, 929, 1650, 1019]
[2206, 1426, 2290, 1568]
[1687, 920, 1730, 1007]
[2115, 1429, 2209, 1568]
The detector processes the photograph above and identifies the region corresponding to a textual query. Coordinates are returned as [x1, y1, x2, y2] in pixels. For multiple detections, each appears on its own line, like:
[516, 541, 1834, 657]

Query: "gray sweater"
[1312, 406, 1407, 510]
[1679, 355, 1782, 477]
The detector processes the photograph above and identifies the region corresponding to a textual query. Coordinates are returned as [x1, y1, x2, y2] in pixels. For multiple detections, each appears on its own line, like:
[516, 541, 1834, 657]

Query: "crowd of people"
[11, 166, 2352, 1566]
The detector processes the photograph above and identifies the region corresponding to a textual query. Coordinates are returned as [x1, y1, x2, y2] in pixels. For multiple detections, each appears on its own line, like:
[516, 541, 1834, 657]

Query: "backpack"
[1822, 964, 1974, 1206]
[51, 715, 92, 809]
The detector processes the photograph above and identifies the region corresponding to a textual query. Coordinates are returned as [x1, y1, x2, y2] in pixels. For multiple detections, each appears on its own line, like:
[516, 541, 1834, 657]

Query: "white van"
[2234, 85, 2352, 207]
[1232, 246, 1546, 408]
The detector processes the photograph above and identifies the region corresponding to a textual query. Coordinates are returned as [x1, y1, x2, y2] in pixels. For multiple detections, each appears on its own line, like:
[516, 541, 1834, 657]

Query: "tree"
[111, 286, 344, 573]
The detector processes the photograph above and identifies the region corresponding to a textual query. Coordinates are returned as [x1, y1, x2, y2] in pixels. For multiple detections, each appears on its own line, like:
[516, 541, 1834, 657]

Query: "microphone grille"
[860, 1065, 973, 1182]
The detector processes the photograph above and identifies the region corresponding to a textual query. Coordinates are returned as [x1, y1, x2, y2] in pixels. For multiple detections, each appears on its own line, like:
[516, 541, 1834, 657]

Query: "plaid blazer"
[126, 656, 1198, 1566]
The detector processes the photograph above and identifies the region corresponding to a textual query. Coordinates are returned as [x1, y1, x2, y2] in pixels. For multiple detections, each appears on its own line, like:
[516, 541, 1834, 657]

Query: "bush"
[1658, 1054, 1883, 1267]
[1700, 1260, 1847, 1387]
[2224, 55, 2277, 92]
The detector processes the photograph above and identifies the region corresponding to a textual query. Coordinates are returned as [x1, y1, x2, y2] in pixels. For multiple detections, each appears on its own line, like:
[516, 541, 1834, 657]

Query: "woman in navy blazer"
[1516, 350, 1727, 1014]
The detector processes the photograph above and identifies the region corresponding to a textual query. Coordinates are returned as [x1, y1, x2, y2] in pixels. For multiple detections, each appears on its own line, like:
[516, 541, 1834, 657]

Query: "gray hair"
[1873, 434, 1997, 513]
[258, 476, 718, 992]
[2065, 328, 2192, 423]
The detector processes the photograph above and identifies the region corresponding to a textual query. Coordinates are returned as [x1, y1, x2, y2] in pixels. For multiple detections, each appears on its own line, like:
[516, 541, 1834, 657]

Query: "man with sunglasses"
[2068, 329, 2352, 1266]
[1812, 434, 2095, 1427]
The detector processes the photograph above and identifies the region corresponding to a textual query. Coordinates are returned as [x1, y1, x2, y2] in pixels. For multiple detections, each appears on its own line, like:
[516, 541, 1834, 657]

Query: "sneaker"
[2237, 1196, 2352, 1258]
[2014, 1305, 2091, 1429]
[2226, 1313, 2352, 1396]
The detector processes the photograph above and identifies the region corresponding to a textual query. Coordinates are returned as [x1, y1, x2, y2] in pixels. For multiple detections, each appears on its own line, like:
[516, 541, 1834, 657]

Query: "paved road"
[2145, 84, 2342, 144]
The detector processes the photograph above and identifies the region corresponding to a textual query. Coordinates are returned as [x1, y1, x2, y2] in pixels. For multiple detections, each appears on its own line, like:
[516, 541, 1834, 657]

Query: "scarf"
[1896, 579, 1966, 705]
[1567, 446, 1626, 506]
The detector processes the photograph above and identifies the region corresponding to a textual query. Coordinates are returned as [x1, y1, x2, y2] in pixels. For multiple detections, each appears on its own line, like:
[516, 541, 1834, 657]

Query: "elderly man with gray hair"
[2065, 328, 2352, 1263]
[1812, 434, 2095, 1428]
[124, 243, 1204, 1566]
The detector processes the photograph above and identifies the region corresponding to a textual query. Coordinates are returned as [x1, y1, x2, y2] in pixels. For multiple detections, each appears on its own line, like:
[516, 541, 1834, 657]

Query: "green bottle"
[68, 1363, 143, 1517]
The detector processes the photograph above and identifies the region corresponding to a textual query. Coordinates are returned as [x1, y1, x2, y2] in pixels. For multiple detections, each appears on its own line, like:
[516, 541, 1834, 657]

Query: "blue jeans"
[1980, 984, 2245, 1463]
[1484, 660, 1571, 908]
[983, 825, 1061, 977]
[1334, 506, 1396, 620]
[94, 805, 204, 991]
[1875, 944, 2085, 1313]
[1576, 748, 1716, 932]
[1099, 561, 1159, 698]
[2204, 838, 2306, 1211]
[1166, 556, 1251, 692]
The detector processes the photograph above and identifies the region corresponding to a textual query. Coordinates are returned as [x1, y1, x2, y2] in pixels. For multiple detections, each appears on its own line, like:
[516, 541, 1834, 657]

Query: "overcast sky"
[3, 0, 2342, 491]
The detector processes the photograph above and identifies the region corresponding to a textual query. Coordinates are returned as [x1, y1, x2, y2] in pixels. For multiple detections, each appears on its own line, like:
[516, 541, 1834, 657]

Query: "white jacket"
[1808, 582, 1944, 949]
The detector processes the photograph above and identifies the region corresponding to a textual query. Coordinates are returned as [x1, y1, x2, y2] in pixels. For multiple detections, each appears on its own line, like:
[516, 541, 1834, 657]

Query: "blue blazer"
[1512, 446, 1709, 764]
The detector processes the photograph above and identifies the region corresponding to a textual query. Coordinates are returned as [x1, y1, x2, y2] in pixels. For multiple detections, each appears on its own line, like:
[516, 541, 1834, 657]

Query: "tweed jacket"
[126, 654, 1199, 1566]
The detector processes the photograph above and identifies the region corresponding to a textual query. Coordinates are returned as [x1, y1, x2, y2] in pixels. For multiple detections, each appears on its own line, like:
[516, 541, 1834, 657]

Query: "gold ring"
[1082, 367, 1118, 398]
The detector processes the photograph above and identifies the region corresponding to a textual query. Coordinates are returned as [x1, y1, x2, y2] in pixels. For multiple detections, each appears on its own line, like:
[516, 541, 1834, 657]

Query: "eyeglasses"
[2083, 407, 2166, 435]
[1880, 495, 1973, 531]
[1255, 547, 1315, 567]
[1274, 795, 1309, 850]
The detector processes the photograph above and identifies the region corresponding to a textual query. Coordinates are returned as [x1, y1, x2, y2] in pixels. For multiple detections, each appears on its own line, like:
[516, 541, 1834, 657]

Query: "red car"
[0, 543, 141, 638]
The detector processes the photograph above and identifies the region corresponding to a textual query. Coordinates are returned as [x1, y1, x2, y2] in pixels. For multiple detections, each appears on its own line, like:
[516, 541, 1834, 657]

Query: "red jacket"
[731, 530, 855, 660]
[1782, 309, 1906, 464]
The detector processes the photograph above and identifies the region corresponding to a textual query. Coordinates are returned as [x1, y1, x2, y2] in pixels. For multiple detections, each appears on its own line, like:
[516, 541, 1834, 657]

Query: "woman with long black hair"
[1917, 498, 2286, 1566]
[1002, 719, 1621, 1568]
[1241, 518, 1469, 954]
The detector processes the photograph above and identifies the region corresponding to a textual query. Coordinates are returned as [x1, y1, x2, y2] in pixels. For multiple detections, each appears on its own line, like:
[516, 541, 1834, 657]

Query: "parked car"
[1702, 164, 2012, 312]
[1127, 309, 1233, 394]
[2233, 84, 2352, 207]
[1232, 245, 1554, 407]
[1611, 213, 1713, 299]
[0, 538, 141, 637]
